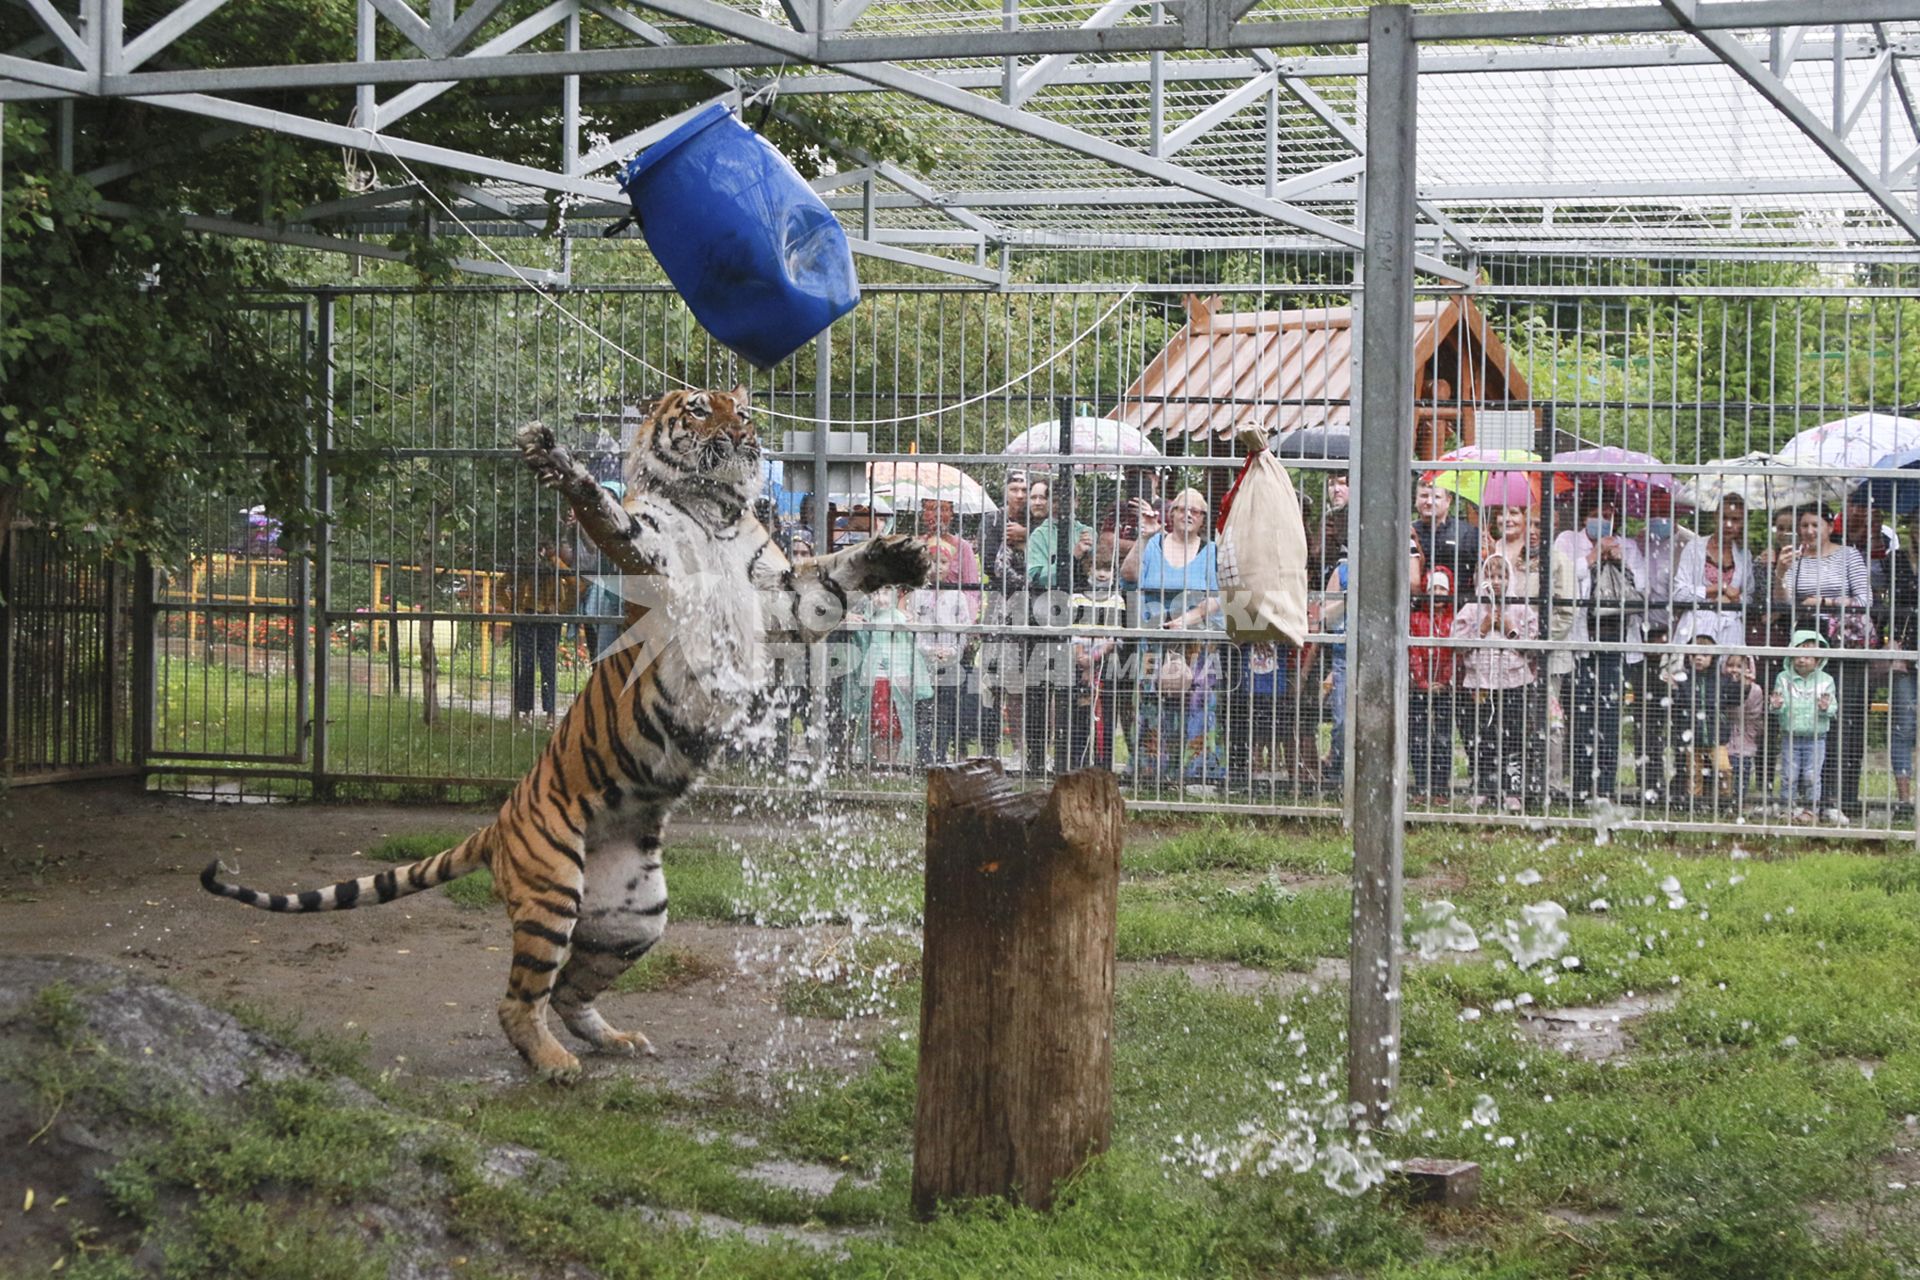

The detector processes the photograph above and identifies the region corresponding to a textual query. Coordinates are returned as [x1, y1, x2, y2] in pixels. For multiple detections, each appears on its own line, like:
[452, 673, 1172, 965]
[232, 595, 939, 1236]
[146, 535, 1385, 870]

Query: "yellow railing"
[159, 554, 516, 669]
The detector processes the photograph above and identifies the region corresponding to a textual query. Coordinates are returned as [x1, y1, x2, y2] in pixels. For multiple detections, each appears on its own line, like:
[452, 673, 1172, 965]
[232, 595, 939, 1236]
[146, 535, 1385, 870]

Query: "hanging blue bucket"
[619, 104, 860, 370]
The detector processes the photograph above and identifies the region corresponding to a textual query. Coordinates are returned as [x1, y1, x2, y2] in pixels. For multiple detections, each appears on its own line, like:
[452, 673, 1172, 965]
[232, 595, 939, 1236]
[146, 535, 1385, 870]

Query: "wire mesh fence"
[105, 275, 1920, 838]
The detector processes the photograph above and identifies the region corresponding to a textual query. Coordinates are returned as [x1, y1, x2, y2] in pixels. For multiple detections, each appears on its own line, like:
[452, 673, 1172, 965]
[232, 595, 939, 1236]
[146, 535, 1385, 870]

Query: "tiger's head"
[626, 385, 762, 505]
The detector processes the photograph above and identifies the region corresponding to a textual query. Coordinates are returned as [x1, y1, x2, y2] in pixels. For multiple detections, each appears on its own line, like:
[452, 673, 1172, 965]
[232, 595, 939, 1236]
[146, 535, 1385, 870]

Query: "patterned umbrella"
[1778, 411, 1920, 475]
[1005, 416, 1161, 475]
[866, 461, 998, 515]
[1423, 447, 1540, 506]
[1550, 446, 1691, 518]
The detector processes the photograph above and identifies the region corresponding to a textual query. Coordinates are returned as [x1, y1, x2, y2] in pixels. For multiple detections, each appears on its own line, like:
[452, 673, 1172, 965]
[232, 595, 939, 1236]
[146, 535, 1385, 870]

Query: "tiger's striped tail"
[199, 832, 492, 913]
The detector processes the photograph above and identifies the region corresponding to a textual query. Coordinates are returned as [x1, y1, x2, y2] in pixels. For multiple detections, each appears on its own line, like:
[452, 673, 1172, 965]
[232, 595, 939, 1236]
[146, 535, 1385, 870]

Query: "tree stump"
[911, 760, 1124, 1218]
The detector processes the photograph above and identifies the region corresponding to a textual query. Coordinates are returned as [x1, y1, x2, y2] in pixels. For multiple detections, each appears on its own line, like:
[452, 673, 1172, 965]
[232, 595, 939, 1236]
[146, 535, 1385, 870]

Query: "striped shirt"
[1783, 546, 1871, 608]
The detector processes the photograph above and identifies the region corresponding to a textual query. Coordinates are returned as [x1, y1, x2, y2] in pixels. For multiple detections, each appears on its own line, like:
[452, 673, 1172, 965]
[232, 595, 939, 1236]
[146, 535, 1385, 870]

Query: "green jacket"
[1025, 517, 1093, 588]
[1773, 629, 1837, 738]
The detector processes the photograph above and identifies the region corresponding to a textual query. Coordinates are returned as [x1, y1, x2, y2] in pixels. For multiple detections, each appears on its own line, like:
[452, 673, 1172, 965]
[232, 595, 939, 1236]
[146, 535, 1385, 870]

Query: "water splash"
[1408, 900, 1481, 961]
[1487, 901, 1571, 970]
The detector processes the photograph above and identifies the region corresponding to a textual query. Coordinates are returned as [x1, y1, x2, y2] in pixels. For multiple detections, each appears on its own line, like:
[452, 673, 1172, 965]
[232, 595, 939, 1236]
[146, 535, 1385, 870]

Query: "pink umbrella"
[1550, 447, 1691, 518]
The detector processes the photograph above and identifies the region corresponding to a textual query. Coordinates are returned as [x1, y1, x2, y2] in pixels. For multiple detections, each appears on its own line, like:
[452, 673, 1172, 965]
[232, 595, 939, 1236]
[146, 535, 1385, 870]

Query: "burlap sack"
[1214, 426, 1311, 646]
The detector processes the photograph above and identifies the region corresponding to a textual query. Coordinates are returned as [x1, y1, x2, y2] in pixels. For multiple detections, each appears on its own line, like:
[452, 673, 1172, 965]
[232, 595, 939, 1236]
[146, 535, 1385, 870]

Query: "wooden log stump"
[911, 760, 1124, 1218]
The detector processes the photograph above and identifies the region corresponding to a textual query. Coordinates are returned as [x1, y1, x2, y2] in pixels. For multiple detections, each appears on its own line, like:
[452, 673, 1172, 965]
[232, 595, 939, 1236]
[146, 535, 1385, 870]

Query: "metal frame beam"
[574, 89, 733, 175]
[1659, 2, 1920, 241]
[1009, 0, 1142, 106]
[1837, 45, 1894, 137]
[368, 0, 572, 129]
[811, 171, 1895, 209]
[130, 91, 619, 198]
[20, 0, 90, 66]
[1160, 67, 1276, 157]
[13, 3, 1920, 100]
[121, 0, 230, 72]
[92, 198, 564, 280]
[1272, 63, 1477, 256]
[10, 34, 1894, 104]
[366, 0, 442, 58]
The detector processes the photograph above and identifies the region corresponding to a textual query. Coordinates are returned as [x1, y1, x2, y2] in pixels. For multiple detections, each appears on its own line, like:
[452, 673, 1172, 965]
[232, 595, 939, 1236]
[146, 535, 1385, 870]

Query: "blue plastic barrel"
[619, 104, 860, 369]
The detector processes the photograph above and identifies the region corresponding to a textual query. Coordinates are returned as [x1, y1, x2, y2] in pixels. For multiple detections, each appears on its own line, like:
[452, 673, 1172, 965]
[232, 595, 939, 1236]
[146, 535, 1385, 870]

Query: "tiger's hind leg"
[496, 842, 589, 1079]
[552, 831, 668, 1057]
[551, 936, 661, 1057]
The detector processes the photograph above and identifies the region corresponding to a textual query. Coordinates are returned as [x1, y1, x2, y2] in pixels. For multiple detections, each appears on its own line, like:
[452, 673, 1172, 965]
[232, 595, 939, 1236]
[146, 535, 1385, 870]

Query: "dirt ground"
[0, 779, 879, 1092]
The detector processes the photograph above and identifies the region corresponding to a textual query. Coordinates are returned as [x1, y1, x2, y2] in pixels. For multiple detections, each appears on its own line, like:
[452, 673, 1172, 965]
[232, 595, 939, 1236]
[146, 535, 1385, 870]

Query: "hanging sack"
[1214, 425, 1312, 645]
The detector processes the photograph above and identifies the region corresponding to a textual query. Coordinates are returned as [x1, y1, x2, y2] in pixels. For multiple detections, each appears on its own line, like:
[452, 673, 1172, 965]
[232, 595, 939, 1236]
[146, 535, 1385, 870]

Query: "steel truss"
[6, 0, 1920, 281]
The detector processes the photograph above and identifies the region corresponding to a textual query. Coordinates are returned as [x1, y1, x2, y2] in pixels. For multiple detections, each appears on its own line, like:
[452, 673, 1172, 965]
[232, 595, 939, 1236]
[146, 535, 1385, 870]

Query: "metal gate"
[143, 301, 314, 796]
[1, 529, 136, 784]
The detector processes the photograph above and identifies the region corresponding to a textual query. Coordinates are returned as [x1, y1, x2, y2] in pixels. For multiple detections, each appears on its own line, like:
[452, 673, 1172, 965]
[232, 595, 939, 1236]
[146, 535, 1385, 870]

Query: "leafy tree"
[0, 0, 931, 568]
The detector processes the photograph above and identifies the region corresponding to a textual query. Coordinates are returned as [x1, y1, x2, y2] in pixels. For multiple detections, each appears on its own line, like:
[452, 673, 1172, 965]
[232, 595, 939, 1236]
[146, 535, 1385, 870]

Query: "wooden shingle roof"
[1112, 295, 1531, 447]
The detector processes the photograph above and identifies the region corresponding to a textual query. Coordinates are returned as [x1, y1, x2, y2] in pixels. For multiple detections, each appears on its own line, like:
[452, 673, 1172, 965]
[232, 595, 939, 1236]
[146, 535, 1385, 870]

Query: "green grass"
[149, 660, 553, 793]
[22, 817, 1920, 1277]
[609, 945, 719, 994]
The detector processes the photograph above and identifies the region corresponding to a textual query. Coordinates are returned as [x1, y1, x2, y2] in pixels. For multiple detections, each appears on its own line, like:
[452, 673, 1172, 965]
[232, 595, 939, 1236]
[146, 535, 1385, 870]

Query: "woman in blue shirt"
[1120, 488, 1222, 783]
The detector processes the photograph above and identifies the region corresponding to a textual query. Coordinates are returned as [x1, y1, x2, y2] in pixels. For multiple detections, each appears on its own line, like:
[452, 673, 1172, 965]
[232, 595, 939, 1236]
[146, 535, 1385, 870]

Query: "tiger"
[201, 386, 930, 1077]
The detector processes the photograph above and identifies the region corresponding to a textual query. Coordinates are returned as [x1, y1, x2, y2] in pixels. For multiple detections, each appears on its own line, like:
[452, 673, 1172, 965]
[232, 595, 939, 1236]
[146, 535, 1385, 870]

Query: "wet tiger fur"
[201, 386, 929, 1076]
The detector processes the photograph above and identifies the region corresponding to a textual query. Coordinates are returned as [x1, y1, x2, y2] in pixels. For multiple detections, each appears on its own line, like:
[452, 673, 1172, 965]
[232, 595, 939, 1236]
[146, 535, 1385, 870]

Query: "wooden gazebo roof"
[1112, 294, 1531, 451]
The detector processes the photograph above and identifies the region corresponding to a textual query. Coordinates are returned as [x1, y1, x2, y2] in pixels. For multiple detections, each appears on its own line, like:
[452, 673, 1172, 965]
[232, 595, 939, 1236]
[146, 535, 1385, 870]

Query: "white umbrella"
[1005, 416, 1160, 475]
[1689, 452, 1847, 512]
[1777, 411, 1920, 476]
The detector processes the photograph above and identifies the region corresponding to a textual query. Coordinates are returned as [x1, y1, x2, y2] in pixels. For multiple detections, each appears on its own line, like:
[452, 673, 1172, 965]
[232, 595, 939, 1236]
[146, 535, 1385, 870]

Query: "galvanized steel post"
[1347, 3, 1416, 1132]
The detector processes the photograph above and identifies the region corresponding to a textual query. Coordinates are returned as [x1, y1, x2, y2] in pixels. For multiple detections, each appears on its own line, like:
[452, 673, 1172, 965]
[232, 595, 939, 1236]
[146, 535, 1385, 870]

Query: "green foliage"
[0, 108, 323, 563]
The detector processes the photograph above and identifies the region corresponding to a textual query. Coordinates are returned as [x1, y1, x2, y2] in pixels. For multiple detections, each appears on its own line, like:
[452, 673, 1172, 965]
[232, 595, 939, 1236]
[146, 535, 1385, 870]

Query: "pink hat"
[1476, 471, 1538, 510]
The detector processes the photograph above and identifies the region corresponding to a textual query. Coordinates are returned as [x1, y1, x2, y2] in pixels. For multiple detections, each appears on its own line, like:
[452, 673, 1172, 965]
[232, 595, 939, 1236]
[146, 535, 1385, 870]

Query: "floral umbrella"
[1423, 447, 1540, 507]
[1777, 411, 1920, 475]
[1550, 446, 1691, 518]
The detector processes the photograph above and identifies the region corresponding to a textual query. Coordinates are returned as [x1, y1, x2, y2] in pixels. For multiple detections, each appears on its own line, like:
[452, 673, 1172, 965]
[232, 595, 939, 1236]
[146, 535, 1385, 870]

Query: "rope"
[368, 134, 1137, 428]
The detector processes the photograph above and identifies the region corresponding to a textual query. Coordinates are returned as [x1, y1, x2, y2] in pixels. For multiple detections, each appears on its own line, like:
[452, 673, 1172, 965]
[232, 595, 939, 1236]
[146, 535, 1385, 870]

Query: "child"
[1770, 629, 1839, 824]
[1720, 653, 1767, 810]
[1408, 538, 1458, 805]
[1450, 552, 1538, 812]
[1666, 635, 1735, 811]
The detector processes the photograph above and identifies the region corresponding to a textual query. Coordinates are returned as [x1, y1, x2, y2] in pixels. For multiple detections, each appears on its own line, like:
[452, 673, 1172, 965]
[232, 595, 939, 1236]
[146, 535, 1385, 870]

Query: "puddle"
[1517, 992, 1678, 1062]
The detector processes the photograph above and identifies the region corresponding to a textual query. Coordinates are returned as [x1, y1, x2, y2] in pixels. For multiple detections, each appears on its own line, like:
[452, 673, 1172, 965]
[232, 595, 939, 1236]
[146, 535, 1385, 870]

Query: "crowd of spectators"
[740, 452, 1918, 830]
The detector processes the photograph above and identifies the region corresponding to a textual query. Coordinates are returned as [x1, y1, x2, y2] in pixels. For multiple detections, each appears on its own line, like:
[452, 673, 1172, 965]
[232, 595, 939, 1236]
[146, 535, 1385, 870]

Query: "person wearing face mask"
[1551, 487, 1647, 805]
[1624, 505, 1695, 805]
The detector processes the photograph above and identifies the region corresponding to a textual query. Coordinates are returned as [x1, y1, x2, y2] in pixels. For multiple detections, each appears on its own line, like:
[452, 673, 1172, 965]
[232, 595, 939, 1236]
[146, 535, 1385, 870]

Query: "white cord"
[368, 133, 1137, 428]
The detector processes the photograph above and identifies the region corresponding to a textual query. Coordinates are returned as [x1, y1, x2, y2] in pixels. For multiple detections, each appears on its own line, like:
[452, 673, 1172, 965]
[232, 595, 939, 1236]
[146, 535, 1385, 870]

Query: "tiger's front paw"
[861, 534, 931, 590]
[515, 422, 572, 490]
